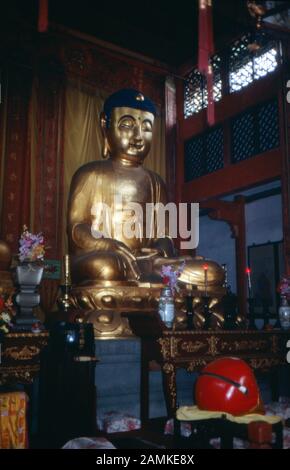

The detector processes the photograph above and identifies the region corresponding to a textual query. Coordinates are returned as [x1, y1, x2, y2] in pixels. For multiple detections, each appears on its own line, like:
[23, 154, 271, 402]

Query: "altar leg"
[140, 339, 150, 424]
[269, 366, 280, 402]
[162, 362, 177, 418]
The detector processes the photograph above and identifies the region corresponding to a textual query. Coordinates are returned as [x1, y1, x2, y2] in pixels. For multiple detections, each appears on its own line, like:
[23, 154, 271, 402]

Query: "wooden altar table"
[123, 311, 290, 423]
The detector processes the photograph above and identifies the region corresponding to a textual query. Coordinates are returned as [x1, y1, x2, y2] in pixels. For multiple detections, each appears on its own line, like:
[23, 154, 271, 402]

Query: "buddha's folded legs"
[71, 249, 225, 288]
[71, 251, 140, 285]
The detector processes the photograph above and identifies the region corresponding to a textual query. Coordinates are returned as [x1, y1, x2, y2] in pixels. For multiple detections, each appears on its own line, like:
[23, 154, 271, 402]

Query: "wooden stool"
[174, 412, 283, 449]
[248, 421, 274, 449]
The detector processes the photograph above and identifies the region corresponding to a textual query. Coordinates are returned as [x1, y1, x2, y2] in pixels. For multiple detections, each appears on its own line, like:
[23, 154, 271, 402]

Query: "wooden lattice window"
[229, 34, 279, 93]
[231, 99, 280, 163]
[184, 126, 224, 182]
[184, 35, 280, 119]
[184, 54, 222, 119]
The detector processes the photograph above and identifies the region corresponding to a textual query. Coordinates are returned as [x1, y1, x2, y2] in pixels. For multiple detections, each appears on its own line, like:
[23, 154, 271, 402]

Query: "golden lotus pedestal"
[68, 283, 233, 339]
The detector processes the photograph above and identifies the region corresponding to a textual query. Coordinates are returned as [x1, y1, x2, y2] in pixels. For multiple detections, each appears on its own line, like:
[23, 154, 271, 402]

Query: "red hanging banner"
[206, 64, 215, 126]
[198, 0, 215, 126]
[38, 0, 49, 32]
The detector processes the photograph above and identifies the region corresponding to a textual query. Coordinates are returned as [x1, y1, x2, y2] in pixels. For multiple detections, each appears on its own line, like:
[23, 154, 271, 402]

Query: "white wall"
[246, 194, 283, 248]
[197, 217, 237, 292]
[197, 193, 283, 294]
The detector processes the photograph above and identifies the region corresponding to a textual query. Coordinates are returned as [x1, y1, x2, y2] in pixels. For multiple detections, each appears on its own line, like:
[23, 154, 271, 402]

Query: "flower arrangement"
[18, 225, 45, 263]
[277, 277, 290, 301]
[0, 294, 16, 336]
[160, 262, 185, 294]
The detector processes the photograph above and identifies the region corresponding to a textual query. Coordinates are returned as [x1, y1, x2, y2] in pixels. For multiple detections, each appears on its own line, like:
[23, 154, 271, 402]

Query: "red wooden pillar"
[175, 77, 185, 252]
[280, 40, 290, 276]
[165, 76, 177, 203]
[234, 196, 247, 316]
[175, 77, 184, 207]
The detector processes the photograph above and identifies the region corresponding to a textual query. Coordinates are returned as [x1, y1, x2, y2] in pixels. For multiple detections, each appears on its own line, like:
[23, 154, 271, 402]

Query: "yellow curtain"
[62, 80, 166, 254]
[62, 82, 104, 255]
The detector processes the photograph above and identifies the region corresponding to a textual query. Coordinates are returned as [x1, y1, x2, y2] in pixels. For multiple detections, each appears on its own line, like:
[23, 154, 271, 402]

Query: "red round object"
[195, 357, 264, 416]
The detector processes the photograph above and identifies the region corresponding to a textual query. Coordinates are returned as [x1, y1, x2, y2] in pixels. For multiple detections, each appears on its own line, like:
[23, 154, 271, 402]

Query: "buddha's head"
[100, 89, 156, 165]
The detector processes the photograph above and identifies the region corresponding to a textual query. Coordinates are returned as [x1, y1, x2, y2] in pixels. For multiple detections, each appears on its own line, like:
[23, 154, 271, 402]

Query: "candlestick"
[203, 263, 209, 297]
[247, 297, 257, 330]
[58, 285, 71, 314]
[202, 296, 211, 330]
[222, 263, 228, 289]
[245, 267, 256, 329]
[185, 285, 194, 330]
[64, 254, 71, 284]
[245, 267, 252, 298]
[58, 255, 71, 314]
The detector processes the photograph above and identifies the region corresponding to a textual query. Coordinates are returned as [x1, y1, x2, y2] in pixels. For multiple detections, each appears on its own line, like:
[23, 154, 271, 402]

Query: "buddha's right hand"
[72, 223, 134, 256]
[100, 238, 136, 260]
[89, 236, 136, 261]
[108, 239, 140, 280]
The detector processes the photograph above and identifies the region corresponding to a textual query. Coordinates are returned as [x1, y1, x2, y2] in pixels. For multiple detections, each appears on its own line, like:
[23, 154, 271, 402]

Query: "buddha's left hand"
[152, 237, 177, 257]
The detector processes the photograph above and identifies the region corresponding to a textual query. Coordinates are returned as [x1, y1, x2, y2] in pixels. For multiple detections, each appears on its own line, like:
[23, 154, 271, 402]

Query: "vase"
[15, 262, 44, 328]
[158, 286, 175, 328]
[278, 295, 290, 330]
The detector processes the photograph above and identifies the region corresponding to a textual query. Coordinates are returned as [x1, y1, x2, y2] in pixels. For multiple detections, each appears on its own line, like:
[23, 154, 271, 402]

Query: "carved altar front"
[0, 331, 49, 385]
[124, 311, 290, 423]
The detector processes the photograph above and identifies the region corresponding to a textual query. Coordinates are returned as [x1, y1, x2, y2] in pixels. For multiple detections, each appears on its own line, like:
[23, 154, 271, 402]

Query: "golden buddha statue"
[0, 240, 12, 271]
[67, 89, 225, 337]
[0, 239, 14, 296]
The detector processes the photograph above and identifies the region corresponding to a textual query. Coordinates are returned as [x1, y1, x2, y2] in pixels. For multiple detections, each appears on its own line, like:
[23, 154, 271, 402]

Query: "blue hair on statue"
[103, 89, 156, 127]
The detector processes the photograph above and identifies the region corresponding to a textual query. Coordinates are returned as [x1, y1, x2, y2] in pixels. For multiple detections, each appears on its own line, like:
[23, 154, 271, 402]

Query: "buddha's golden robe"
[68, 158, 223, 288]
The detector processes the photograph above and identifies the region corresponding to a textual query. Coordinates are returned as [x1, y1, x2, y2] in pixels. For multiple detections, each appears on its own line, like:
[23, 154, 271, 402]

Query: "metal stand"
[262, 300, 271, 329]
[58, 283, 71, 314]
[223, 288, 238, 330]
[14, 264, 43, 328]
[274, 312, 282, 329]
[202, 296, 211, 330]
[248, 298, 257, 330]
[57, 254, 72, 315]
[186, 294, 195, 330]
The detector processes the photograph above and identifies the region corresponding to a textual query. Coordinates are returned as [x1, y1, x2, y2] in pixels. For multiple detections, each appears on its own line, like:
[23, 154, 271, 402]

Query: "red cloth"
[0, 69, 32, 251]
[38, 0, 49, 33]
[34, 74, 66, 259]
[198, 0, 214, 74]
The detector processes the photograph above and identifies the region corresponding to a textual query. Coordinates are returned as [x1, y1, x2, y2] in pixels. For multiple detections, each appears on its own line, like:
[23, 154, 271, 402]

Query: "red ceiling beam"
[181, 149, 281, 203]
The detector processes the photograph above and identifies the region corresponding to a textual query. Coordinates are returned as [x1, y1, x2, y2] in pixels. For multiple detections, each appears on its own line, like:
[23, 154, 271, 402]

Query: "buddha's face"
[103, 107, 154, 164]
